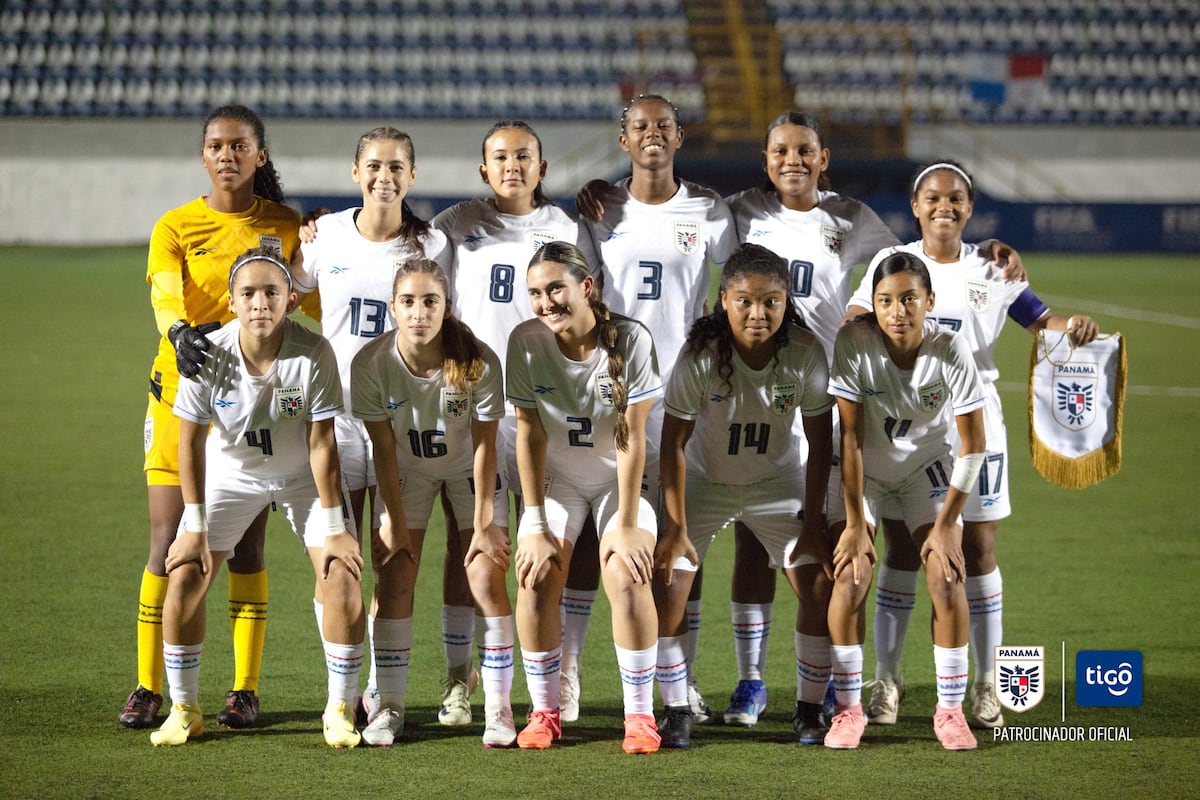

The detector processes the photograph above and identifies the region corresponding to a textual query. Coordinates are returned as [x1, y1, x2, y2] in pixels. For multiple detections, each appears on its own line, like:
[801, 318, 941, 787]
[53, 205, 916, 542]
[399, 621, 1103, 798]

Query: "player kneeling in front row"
[151, 248, 367, 749]
[824, 253, 986, 750]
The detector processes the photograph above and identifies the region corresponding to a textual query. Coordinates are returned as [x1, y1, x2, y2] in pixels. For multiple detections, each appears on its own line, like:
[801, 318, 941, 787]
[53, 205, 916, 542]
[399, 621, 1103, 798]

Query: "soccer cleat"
[361, 707, 404, 747]
[150, 703, 204, 746]
[517, 709, 562, 750]
[822, 679, 838, 720]
[622, 713, 661, 755]
[969, 681, 1005, 729]
[824, 704, 867, 750]
[559, 665, 581, 723]
[216, 689, 260, 728]
[361, 685, 381, 722]
[120, 686, 163, 729]
[723, 679, 767, 726]
[687, 680, 715, 725]
[658, 705, 693, 749]
[933, 705, 978, 750]
[864, 677, 905, 725]
[482, 706, 518, 749]
[792, 701, 830, 745]
[323, 700, 361, 749]
[438, 665, 478, 726]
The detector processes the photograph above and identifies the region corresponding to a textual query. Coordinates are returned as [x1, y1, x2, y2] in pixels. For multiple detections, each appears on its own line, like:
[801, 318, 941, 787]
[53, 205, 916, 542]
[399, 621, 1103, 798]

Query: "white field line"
[996, 381, 1200, 398]
[1036, 293, 1200, 330]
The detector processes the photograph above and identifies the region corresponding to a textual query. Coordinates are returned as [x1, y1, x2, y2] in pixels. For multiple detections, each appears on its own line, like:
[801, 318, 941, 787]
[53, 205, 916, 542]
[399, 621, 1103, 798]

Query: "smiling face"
[479, 126, 546, 214]
[619, 98, 683, 170]
[911, 169, 973, 244]
[763, 122, 828, 210]
[228, 258, 295, 340]
[390, 271, 446, 349]
[872, 270, 935, 355]
[202, 117, 266, 195]
[526, 259, 595, 339]
[721, 273, 789, 359]
[352, 139, 416, 210]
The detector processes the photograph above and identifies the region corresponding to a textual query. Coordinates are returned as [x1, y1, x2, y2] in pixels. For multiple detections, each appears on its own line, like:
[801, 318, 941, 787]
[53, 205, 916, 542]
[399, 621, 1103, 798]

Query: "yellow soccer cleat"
[323, 700, 361, 749]
[150, 703, 204, 746]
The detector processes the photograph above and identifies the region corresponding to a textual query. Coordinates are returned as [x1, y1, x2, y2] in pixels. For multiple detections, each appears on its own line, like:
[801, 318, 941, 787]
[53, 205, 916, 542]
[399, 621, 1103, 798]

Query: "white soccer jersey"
[173, 318, 343, 479]
[433, 198, 598, 365]
[506, 315, 662, 490]
[296, 208, 452, 404]
[664, 326, 833, 485]
[848, 241, 1033, 385]
[585, 178, 737, 377]
[728, 188, 899, 362]
[829, 318, 985, 485]
[350, 332, 505, 479]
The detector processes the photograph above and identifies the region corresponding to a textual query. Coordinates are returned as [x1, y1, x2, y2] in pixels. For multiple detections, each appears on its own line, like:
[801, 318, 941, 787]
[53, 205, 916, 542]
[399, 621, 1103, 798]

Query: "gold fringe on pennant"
[1027, 331, 1126, 490]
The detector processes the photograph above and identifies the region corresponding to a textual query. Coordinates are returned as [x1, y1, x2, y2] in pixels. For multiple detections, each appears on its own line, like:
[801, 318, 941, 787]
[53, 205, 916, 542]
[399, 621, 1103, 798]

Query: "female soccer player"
[295, 128, 481, 729]
[127, 104, 298, 730]
[433, 119, 598, 721]
[350, 258, 513, 749]
[506, 241, 663, 754]
[572, 94, 737, 723]
[846, 160, 1097, 730]
[828, 251, 987, 750]
[151, 248, 366, 749]
[653, 243, 833, 748]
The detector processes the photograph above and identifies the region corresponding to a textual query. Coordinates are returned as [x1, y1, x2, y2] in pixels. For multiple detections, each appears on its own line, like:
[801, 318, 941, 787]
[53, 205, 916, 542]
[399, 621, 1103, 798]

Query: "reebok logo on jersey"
[465, 235, 487, 244]
[605, 231, 626, 241]
[709, 392, 732, 403]
[215, 398, 235, 408]
[387, 400, 407, 410]
[329, 265, 351, 275]
[193, 247, 216, 256]
[534, 385, 556, 395]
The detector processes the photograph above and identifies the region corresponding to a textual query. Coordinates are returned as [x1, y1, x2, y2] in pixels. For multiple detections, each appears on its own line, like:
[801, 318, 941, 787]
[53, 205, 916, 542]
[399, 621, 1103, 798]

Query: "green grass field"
[0, 247, 1196, 799]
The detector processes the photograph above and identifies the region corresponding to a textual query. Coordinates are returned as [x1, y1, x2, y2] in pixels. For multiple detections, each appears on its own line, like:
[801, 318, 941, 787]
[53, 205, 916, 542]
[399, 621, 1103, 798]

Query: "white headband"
[913, 162, 972, 192]
[228, 253, 293, 292]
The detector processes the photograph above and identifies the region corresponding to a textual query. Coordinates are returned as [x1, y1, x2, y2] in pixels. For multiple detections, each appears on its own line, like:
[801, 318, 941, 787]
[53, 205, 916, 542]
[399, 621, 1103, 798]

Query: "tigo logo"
[1076, 650, 1142, 707]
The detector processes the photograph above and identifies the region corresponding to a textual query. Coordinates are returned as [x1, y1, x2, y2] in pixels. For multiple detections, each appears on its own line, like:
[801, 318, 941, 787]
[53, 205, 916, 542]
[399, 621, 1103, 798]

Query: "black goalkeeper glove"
[168, 320, 221, 378]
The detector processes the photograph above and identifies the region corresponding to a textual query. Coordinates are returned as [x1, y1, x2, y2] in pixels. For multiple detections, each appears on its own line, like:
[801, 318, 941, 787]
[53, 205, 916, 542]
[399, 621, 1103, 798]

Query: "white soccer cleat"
[969, 681, 1005, 729]
[361, 707, 404, 747]
[482, 705, 517, 749]
[864, 677, 905, 725]
[560, 665, 581, 723]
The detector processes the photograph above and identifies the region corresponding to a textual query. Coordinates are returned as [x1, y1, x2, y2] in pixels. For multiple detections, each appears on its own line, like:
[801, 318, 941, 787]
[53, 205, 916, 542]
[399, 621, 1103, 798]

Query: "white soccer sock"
[934, 644, 970, 709]
[163, 640, 202, 707]
[731, 601, 772, 681]
[830, 644, 864, 709]
[365, 614, 376, 692]
[684, 598, 702, 683]
[615, 644, 656, 717]
[442, 605, 475, 673]
[521, 647, 562, 713]
[560, 589, 597, 661]
[323, 639, 364, 706]
[312, 598, 324, 641]
[478, 615, 515, 711]
[372, 616, 413, 711]
[796, 632, 833, 704]
[965, 567, 1003, 684]
[655, 635, 688, 707]
[873, 566, 919, 681]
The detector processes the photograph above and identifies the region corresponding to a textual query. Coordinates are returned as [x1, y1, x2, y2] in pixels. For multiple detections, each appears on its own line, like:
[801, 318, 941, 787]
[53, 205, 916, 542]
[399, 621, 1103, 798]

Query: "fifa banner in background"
[1028, 331, 1126, 489]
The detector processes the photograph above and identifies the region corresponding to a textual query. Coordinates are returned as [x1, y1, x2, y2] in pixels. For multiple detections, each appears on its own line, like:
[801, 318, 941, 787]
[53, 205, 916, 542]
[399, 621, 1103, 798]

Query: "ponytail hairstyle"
[203, 104, 286, 204]
[763, 110, 832, 192]
[355, 127, 433, 257]
[481, 120, 551, 208]
[685, 242, 807, 392]
[392, 258, 485, 392]
[528, 241, 633, 451]
[864, 251, 934, 327]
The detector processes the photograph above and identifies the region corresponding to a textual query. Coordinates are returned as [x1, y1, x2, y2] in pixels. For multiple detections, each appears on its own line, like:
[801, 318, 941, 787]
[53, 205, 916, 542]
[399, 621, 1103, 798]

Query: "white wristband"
[183, 503, 207, 532]
[518, 505, 550, 537]
[950, 452, 986, 493]
[320, 505, 345, 536]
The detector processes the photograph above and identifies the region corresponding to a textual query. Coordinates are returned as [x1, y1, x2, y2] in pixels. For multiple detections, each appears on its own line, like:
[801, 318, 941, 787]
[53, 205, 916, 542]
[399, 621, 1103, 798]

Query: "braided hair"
[354, 127, 433, 257]
[619, 93, 681, 133]
[528, 241, 633, 451]
[684, 243, 807, 393]
[203, 104, 285, 204]
[391, 258, 485, 393]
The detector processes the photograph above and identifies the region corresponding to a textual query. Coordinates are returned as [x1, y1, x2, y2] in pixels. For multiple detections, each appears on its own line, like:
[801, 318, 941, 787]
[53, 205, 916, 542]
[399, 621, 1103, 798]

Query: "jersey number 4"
[245, 428, 273, 456]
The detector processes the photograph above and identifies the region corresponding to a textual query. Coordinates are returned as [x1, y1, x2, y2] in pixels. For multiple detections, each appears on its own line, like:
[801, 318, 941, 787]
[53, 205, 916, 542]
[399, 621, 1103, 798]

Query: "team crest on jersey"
[1053, 362, 1098, 429]
[595, 371, 615, 406]
[274, 386, 305, 418]
[530, 230, 556, 253]
[442, 388, 471, 419]
[995, 645, 1045, 712]
[674, 221, 700, 256]
[820, 225, 845, 257]
[918, 380, 946, 412]
[965, 279, 991, 312]
[257, 235, 284, 257]
[771, 383, 798, 416]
